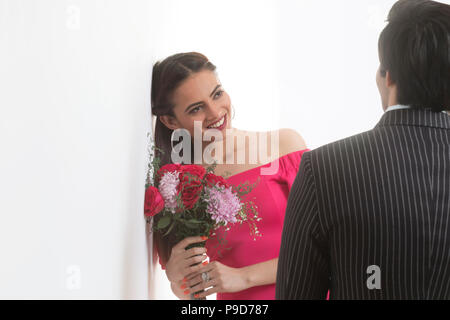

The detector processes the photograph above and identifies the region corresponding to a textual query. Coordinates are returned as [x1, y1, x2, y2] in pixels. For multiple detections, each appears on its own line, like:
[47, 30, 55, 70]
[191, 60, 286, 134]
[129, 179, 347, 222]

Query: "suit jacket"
[276, 109, 450, 299]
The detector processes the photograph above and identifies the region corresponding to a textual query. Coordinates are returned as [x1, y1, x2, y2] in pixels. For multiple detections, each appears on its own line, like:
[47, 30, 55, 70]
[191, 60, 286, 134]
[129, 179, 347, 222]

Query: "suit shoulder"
[308, 129, 378, 162]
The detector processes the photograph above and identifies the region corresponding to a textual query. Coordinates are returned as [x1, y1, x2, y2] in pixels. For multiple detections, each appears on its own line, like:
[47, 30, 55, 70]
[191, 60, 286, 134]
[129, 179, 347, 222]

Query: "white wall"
[279, 0, 398, 149]
[0, 0, 155, 299]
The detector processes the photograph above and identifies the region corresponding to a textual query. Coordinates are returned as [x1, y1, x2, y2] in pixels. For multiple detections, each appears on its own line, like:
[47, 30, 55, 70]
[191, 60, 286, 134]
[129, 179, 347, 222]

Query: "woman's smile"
[206, 113, 227, 130]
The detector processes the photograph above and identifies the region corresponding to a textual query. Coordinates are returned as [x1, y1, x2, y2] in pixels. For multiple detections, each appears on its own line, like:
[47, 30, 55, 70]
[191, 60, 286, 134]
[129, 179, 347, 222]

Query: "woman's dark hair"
[151, 52, 217, 266]
[378, 0, 450, 111]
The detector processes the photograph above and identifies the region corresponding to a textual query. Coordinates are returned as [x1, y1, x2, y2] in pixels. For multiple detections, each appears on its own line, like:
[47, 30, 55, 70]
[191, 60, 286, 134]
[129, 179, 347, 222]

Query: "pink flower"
[205, 185, 242, 225]
[156, 163, 181, 184]
[158, 171, 180, 213]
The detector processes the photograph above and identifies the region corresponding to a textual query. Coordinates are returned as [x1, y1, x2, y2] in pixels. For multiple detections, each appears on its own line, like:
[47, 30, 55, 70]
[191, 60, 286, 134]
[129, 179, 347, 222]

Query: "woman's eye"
[214, 90, 224, 98]
[190, 106, 201, 114]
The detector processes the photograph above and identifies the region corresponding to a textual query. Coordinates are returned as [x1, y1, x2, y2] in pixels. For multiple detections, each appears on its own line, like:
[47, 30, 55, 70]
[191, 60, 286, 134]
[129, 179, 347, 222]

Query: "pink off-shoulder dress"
[205, 149, 310, 300]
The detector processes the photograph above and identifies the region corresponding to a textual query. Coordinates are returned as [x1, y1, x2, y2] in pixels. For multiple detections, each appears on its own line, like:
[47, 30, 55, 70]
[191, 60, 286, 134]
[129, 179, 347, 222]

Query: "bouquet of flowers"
[144, 142, 261, 256]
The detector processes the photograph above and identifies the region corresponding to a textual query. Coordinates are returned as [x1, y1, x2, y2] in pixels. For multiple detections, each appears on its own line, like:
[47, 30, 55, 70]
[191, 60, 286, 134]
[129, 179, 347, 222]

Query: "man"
[276, 0, 450, 299]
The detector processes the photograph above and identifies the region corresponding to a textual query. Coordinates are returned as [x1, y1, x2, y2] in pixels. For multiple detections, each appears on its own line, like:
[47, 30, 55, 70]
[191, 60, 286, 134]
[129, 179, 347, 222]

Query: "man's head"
[376, 0, 450, 112]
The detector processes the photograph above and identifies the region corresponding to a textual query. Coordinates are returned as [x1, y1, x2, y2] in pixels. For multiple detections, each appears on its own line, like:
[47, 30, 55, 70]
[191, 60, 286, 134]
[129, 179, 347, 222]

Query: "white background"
[1, 0, 430, 299]
[0, 0, 155, 299]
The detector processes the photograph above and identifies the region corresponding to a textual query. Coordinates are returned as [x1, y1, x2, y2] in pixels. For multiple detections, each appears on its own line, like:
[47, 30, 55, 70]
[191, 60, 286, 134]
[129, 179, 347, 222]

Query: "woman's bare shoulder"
[277, 128, 307, 156]
[250, 128, 307, 158]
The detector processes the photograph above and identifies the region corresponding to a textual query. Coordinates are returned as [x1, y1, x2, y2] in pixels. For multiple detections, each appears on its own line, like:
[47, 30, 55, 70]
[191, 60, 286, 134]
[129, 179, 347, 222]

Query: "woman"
[151, 52, 309, 300]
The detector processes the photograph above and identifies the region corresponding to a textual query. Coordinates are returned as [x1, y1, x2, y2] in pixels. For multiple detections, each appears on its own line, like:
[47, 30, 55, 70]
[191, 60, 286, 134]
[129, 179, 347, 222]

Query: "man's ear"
[386, 70, 395, 88]
[385, 70, 398, 106]
[159, 115, 180, 131]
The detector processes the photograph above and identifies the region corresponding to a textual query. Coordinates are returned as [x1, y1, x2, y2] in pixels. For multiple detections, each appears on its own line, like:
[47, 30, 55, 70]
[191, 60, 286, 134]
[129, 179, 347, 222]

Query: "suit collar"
[375, 109, 450, 130]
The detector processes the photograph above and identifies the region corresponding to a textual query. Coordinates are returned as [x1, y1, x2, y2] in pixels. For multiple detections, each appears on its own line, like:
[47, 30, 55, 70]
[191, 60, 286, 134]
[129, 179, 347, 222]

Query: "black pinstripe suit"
[276, 109, 450, 299]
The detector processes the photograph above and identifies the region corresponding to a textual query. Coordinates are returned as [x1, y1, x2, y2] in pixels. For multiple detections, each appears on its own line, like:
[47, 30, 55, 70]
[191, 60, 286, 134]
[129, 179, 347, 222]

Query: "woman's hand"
[165, 236, 208, 284]
[185, 260, 250, 299]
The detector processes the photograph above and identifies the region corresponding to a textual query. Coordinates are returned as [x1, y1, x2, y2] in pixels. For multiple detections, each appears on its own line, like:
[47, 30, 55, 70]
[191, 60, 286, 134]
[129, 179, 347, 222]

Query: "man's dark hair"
[378, 0, 450, 112]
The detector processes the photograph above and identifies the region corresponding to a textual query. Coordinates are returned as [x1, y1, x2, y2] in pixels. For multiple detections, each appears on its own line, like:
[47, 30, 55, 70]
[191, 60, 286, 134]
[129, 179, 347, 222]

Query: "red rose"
[157, 163, 181, 177]
[179, 165, 206, 180]
[177, 165, 206, 210]
[156, 163, 181, 184]
[205, 173, 229, 189]
[144, 186, 165, 217]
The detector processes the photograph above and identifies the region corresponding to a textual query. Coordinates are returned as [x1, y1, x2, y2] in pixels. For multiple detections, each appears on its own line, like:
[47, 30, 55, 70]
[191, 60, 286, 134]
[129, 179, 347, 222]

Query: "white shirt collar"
[385, 104, 449, 115]
[385, 105, 411, 113]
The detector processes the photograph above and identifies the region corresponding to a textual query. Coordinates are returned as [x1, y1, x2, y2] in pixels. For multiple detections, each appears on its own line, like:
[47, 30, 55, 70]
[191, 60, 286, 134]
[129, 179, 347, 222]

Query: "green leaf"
[163, 220, 176, 236]
[184, 221, 201, 229]
[157, 215, 171, 229]
[187, 219, 203, 224]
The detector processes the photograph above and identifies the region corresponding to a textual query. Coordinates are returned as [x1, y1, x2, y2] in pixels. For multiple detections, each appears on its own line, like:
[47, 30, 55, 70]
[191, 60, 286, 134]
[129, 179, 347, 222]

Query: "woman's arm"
[241, 258, 278, 288]
[185, 258, 279, 298]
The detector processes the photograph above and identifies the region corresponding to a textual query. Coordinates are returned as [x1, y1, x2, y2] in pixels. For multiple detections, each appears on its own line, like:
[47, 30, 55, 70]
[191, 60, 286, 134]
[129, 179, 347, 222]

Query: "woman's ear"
[159, 115, 180, 131]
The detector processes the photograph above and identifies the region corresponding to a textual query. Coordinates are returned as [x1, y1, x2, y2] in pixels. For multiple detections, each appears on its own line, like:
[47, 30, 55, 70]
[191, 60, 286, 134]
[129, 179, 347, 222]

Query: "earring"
[231, 104, 236, 120]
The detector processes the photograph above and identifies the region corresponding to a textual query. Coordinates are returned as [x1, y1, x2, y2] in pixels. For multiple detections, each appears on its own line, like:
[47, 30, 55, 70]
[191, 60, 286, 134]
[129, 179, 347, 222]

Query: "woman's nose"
[204, 104, 221, 119]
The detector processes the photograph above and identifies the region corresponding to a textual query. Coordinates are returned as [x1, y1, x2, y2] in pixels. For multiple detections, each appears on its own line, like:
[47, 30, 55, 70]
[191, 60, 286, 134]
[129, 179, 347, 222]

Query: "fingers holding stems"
[166, 236, 208, 283]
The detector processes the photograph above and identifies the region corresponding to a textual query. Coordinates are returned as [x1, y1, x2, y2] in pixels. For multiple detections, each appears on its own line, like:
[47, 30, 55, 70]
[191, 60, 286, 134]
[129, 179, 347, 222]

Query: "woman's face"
[160, 70, 232, 141]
